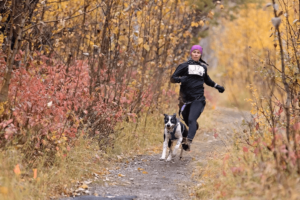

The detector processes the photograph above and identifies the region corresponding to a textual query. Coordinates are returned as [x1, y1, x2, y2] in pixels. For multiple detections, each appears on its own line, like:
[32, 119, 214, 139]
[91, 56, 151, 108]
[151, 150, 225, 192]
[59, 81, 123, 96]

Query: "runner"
[170, 45, 225, 151]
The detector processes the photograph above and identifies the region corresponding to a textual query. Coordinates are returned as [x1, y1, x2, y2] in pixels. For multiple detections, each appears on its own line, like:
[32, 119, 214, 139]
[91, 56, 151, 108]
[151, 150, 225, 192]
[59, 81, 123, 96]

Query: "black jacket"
[170, 59, 216, 102]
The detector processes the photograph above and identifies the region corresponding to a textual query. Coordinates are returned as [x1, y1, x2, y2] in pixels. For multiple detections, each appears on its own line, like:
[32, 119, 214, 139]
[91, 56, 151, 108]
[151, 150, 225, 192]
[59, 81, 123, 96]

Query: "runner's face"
[191, 50, 201, 61]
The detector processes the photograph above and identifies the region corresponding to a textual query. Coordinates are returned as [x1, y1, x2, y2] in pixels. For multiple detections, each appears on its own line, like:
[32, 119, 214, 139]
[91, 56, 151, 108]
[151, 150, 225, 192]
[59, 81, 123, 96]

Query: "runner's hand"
[216, 85, 225, 93]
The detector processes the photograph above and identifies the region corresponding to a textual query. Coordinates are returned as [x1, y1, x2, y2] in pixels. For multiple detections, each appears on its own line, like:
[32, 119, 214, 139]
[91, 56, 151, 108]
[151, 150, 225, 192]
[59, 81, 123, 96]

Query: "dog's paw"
[166, 157, 172, 162]
[182, 144, 188, 150]
[159, 157, 165, 161]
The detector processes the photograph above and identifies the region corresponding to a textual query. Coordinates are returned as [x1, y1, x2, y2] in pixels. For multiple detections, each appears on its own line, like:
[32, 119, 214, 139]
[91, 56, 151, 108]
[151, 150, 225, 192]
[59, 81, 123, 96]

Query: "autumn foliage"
[0, 0, 223, 165]
[193, 1, 300, 199]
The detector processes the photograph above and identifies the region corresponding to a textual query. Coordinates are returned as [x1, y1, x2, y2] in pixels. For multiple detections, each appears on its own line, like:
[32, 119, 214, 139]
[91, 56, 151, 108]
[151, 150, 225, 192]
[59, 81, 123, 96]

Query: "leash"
[178, 96, 201, 119]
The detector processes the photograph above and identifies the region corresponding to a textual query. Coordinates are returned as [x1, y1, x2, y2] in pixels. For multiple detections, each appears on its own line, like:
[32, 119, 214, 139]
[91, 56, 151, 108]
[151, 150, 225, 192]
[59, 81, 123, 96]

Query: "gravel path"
[62, 107, 250, 200]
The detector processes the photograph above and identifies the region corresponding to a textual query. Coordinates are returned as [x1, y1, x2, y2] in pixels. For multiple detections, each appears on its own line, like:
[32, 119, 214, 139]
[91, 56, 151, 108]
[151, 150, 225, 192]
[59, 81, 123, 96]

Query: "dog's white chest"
[167, 130, 180, 138]
[166, 125, 181, 140]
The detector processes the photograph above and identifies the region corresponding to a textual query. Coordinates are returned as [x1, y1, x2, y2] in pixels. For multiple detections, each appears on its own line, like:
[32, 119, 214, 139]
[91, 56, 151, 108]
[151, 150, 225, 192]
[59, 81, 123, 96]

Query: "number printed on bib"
[188, 65, 205, 76]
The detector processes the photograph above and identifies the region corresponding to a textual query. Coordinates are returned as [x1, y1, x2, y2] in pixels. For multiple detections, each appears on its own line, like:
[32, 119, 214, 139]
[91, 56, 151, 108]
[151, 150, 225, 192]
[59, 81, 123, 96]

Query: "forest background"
[1, 0, 300, 199]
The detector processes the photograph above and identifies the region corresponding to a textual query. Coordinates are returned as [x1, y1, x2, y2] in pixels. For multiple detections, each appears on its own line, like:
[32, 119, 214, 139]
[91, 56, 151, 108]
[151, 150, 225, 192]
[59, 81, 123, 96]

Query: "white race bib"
[188, 65, 205, 76]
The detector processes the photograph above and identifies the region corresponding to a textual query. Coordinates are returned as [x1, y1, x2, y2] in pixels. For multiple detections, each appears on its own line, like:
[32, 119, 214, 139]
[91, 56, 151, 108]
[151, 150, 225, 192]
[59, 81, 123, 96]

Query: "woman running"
[170, 45, 225, 151]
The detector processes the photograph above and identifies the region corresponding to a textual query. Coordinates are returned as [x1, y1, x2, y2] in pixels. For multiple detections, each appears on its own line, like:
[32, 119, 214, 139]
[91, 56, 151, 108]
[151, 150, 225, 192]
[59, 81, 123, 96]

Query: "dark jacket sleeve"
[170, 64, 185, 83]
[204, 67, 216, 87]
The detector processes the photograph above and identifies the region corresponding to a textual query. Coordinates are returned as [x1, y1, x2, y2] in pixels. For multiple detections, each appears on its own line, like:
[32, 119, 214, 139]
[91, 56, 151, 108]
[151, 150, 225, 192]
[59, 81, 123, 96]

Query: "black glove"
[216, 85, 225, 93]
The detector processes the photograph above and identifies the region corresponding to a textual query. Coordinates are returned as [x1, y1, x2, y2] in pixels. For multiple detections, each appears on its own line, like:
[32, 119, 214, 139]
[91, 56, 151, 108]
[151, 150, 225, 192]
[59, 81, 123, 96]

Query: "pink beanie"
[190, 45, 203, 54]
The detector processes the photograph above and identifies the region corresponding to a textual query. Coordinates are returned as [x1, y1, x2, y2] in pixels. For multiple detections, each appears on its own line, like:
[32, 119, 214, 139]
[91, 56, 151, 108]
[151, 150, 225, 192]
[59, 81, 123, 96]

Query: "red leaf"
[4, 127, 14, 139]
[222, 170, 227, 176]
[277, 106, 283, 116]
[224, 154, 230, 161]
[214, 133, 218, 138]
[243, 146, 248, 153]
[294, 122, 300, 130]
[255, 123, 259, 130]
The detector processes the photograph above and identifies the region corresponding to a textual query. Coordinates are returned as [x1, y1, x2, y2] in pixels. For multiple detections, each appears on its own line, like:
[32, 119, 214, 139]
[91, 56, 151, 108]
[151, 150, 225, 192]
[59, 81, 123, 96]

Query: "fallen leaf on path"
[14, 164, 21, 175]
[118, 173, 125, 177]
[142, 171, 148, 174]
[137, 167, 144, 171]
[214, 133, 218, 138]
[83, 180, 92, 185]
[81, 184, 89, 189]
[75, 188, 85, 192]
[33, 168, 37, 179]
[117, 155, 122, 160]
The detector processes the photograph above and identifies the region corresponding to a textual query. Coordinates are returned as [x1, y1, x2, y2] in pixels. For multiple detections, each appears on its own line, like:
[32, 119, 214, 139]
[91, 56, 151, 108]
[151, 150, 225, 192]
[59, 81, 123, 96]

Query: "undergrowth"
[192, 144, 300, 200]
[0, 109, 169, 200]
[0, 135, 106, 200]
[192, 104, 300, 200]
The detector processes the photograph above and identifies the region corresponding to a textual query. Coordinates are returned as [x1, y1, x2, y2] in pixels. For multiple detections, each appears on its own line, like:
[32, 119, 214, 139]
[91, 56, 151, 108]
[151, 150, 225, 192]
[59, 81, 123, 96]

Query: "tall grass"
[0, 109, 170, 199]
[192, 131, 300, 200]
[0, 135, 114, 200]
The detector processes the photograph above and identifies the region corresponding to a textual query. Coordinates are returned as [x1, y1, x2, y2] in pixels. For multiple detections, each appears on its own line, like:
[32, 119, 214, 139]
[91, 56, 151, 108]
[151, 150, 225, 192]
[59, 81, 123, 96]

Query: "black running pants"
[181, 100, 206, 141]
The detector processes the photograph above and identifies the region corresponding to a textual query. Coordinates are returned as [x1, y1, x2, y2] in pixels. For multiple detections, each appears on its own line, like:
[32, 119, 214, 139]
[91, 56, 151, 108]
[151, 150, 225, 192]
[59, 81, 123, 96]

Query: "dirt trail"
[62, 107, 249, 200]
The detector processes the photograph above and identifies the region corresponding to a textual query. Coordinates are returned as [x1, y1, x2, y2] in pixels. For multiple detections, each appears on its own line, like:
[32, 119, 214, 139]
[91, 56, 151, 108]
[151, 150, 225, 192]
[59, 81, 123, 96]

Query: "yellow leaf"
[33, 168, 37, 179]
[118, 173, 125, 177]
[208, 11, 214, 19]
[14, 164, 21, 175]
[81, 184, 89, 189]
[198, 20, 204, 27]
[138, 38, 143, 45]
[142, 171, 148, 174]
[0, 187, 8, 195]
[143, 44, 150, 51]
[191, 21, 198, 27]
[0, 33, 3, 44]
[137, 167, 144, 171]
[150, 62, 156, 67]
[220, 5, 224, 9]
[158, 39, 164, 45]
[89, 41, 94, 46]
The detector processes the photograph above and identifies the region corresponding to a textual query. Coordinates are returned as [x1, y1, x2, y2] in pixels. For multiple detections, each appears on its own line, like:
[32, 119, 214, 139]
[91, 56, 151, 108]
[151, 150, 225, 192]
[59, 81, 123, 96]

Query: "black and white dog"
[160, 113, 188, 161]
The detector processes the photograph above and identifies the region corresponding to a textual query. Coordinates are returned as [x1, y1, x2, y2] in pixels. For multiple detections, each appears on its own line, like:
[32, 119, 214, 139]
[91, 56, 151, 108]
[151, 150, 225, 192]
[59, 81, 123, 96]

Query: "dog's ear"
[163, 114, 168, 118]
